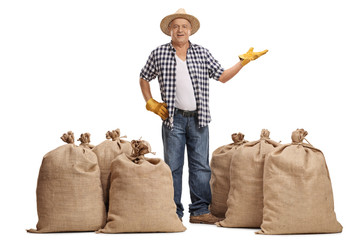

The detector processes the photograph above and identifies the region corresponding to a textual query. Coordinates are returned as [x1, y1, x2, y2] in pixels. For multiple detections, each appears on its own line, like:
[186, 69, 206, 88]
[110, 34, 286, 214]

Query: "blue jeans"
[162, 109, 211, 218]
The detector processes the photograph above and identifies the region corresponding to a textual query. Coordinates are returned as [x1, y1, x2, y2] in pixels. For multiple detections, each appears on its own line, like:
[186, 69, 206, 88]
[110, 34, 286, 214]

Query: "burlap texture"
[92, 128, 132, 210]
[97, 140, 186, 233]
[27, 131, 106, 233]
[210, 132, 247, 218]
[257, 129, 343, 234]
[218, 129, 280, 228]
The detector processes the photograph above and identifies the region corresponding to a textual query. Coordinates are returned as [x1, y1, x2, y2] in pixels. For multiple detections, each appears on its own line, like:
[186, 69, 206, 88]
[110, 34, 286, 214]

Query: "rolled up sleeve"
[140, 50, 158, 82]
[206, 50, 224, 81]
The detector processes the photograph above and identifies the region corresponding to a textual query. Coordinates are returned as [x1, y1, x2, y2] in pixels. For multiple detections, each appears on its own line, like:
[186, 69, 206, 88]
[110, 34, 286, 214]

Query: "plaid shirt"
[140, 41, 224, 129]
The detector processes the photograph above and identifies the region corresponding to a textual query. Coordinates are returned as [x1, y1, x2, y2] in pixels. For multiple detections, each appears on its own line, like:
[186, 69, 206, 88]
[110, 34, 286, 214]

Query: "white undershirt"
[174, 54, 197, 111]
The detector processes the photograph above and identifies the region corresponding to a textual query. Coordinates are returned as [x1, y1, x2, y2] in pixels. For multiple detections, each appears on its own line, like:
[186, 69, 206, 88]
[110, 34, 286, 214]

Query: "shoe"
[189, 213, 223, 224]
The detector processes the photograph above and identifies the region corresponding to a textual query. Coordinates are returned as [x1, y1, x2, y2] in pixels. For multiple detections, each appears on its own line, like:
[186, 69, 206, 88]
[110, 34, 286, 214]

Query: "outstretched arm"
[218, 60, 245, 83]
[218, 48, 268, 83]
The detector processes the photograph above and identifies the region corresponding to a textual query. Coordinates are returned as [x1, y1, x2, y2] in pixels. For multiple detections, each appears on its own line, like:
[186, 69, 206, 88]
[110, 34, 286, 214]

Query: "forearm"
[218, 60, 244, 83]
[139, 78, 152, 102]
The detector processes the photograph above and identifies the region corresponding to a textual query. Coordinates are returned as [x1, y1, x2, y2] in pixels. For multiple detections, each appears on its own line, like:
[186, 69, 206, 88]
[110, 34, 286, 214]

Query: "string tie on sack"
[260, 129, 270, 140]
[130, 139, 155, 163]
[78, 132, 95, 149]
[105, 128, 127, 141]
[231, 132, 246, 145]
[61, 131, 75, 144]
[291, 128, 312, 145]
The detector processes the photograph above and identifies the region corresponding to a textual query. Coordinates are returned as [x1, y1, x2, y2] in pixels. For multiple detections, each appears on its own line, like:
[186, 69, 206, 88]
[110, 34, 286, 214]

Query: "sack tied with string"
[27, 131, 106, 233]
[210, 132, 247, 218]
[92, 128, 132, 211]
[218, 129, 280, 228]
[258, 129, 343, 234]
[97, 139, 186, 233]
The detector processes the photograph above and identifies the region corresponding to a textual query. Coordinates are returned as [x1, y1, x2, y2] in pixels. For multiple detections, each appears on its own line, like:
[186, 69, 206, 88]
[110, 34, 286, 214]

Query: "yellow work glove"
[238, 47, 268, 66]
[146, 98, 169, 120]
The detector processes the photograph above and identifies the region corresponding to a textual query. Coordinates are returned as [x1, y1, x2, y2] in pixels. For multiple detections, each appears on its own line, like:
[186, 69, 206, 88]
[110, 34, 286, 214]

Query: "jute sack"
[210, 132, 247, 218]
[257, 129, 343, 234]
[27, 132, 106, 233]
[97, 140, 186, 233]
[92, 128, 132, 211]
[218, 129, 280, 228]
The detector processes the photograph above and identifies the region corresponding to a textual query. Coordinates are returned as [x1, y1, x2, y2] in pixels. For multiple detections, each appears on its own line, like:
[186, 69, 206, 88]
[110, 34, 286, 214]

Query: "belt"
[175, 108, 198, 117]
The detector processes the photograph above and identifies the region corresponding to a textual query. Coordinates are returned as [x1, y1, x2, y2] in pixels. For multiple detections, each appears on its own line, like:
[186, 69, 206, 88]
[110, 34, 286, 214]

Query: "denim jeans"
[162, 109, 212, 218]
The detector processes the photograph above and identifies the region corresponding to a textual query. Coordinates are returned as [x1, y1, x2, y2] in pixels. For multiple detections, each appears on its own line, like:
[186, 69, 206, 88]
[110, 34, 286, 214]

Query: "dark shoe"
[189, 213, 223, 224]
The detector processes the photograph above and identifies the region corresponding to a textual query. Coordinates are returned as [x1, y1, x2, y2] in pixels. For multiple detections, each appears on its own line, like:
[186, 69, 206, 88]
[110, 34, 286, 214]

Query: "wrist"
[240, 59, 249, 67]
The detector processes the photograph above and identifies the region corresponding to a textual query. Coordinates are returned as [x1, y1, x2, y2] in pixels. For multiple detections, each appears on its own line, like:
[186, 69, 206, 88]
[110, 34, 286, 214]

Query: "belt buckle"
[183, 110, 196, 117]
[183, 110, 191, 117]
[176, 108, 196, 117]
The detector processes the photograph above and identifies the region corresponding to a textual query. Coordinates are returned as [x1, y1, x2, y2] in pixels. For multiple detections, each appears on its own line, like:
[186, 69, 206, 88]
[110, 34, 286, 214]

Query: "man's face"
[168, 18, 192, 45]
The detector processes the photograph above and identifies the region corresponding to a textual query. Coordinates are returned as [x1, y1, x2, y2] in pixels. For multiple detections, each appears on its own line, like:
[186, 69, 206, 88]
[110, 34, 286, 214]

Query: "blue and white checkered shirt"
[140, 41, 224, 129]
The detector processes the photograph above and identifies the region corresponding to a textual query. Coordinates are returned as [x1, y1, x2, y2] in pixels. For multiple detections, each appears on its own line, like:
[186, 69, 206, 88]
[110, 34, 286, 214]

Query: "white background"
[1, 0, 359, 239]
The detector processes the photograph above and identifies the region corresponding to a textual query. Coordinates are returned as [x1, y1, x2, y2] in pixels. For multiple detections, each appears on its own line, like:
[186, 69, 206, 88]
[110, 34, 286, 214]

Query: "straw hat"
[160, 8, 200, 36]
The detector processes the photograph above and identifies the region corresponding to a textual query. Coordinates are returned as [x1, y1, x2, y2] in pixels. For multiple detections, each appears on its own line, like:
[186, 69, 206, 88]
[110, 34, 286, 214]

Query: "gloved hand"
[238, 47, 268, 66]
[146, 98, 169, 120]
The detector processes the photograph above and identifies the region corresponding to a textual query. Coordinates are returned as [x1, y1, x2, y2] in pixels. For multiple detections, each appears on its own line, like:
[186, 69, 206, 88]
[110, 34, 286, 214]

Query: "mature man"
[139, 8, 267, 224]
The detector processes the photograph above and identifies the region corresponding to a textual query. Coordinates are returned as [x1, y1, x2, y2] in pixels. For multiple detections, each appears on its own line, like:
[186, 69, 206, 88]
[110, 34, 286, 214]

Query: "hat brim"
[160, 13, 200, 36]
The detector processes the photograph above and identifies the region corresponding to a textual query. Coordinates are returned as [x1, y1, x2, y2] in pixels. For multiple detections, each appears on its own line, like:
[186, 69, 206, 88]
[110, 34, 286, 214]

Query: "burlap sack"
[97, 140, 186, 233]
[257, 129, 343, 234]
[218, 129, 280, 228]
[92, 128, 132, 210]
[27, 131, 106, 233]
[210, 132, 247, 218]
